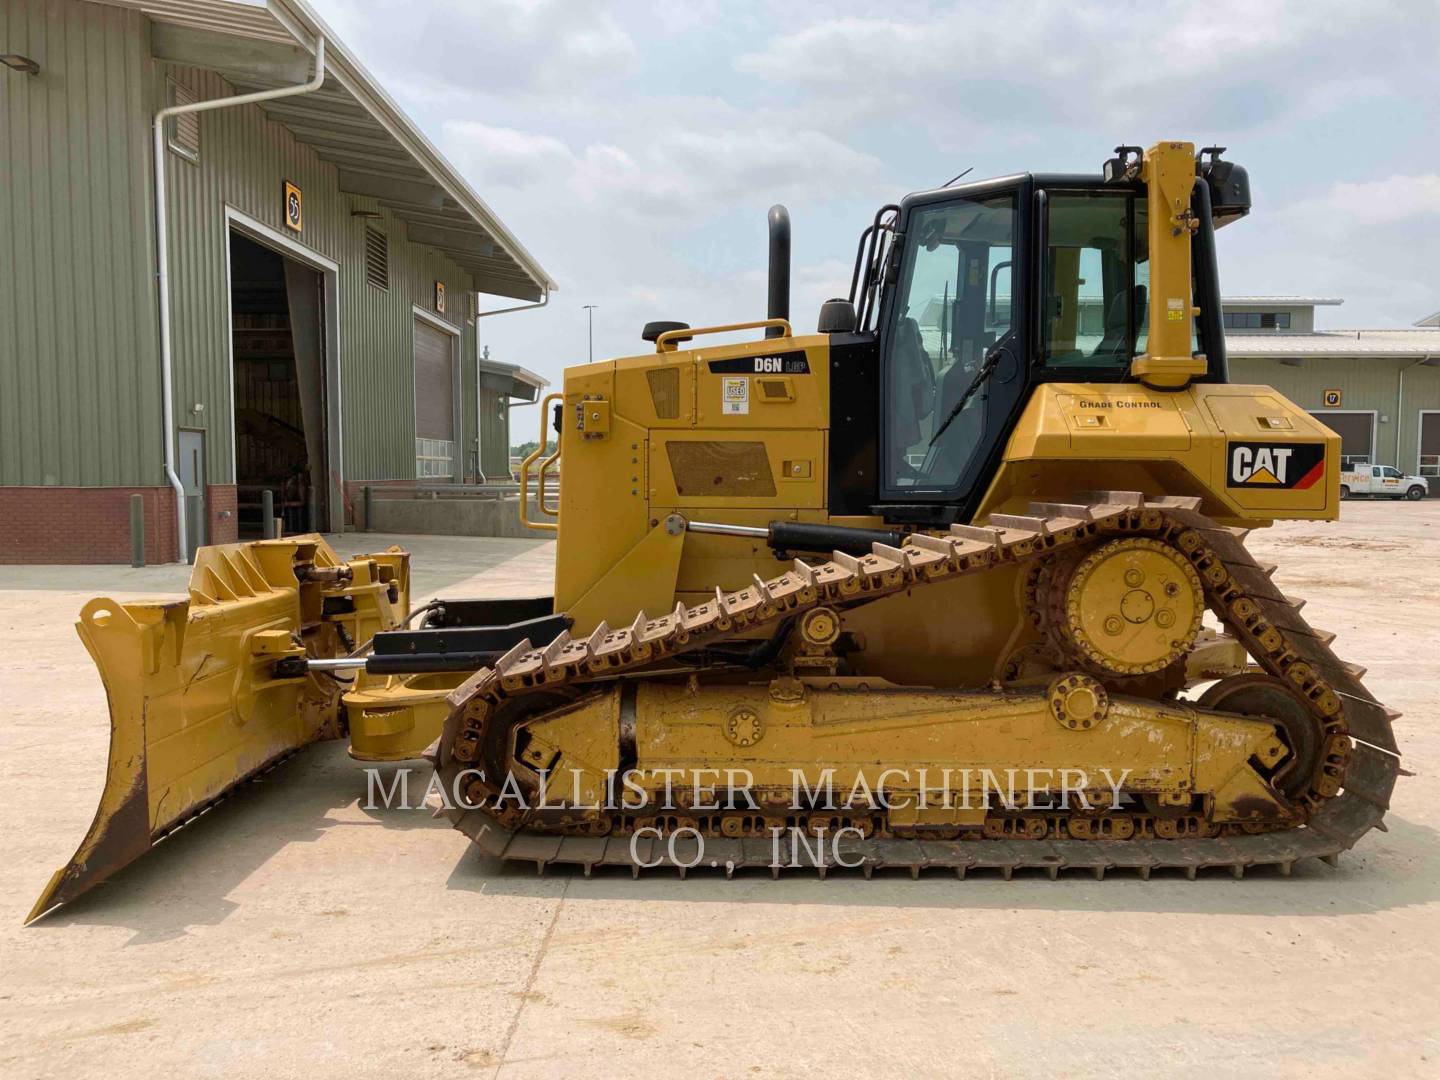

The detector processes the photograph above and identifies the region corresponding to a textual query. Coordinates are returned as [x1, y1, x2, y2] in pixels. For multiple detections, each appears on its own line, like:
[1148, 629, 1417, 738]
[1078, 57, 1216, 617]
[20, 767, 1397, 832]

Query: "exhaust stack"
[766, 204, 791, 338]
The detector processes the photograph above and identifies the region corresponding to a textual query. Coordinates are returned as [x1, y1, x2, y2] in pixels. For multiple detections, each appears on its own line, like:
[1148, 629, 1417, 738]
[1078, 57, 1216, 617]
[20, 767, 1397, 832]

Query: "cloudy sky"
[312, 0, 1439, 385]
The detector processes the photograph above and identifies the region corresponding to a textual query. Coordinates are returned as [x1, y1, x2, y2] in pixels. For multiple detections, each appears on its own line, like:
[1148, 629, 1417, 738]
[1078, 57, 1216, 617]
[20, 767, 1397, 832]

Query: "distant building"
[475, 351, 547, 482]
[1, 0, 555, 563]
[1224, 298, 1440, 479]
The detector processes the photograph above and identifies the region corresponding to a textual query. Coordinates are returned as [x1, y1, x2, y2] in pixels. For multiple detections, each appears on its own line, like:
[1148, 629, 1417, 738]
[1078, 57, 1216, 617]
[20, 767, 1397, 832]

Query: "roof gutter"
[473, 291, 549, 482]
[476, 289, 550, 321]
[152, 27, 325, 561]
[271, 0, 558, 298]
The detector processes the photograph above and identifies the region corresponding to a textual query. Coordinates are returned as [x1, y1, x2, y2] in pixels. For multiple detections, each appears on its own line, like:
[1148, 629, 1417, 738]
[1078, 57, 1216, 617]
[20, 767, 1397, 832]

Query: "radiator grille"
[666, 441, 776, 497]
[647, 367, 681, 419]
[756, 377, 794, 401]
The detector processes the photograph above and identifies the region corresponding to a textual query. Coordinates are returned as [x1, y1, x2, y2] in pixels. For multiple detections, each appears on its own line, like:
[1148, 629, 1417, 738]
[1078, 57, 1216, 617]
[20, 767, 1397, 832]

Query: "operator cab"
[829, 147, 1247, 526]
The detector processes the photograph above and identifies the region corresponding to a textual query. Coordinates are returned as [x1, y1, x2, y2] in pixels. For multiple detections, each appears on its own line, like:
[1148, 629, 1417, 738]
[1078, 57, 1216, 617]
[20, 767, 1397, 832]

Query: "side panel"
[551, 361, 641, 619]
[826, 334, 881, 516]
[553, 334, 835, 631]
[976, 382, 1340, 525]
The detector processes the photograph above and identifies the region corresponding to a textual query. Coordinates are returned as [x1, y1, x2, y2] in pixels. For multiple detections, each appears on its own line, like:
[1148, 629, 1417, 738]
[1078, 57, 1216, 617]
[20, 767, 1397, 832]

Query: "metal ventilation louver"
[365, 226, 389, 291]
[166, 80, 199, 161]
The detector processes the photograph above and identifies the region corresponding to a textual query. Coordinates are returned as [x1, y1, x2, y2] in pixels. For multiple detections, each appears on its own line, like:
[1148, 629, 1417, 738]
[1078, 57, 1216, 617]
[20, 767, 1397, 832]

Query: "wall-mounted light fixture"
[350, 209, 382, 219]
[1, 54, 40, 74]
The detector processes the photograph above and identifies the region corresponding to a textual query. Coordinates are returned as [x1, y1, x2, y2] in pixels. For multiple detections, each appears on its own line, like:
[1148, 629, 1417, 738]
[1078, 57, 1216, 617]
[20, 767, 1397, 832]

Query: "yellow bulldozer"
[30, 141, 1402, 921]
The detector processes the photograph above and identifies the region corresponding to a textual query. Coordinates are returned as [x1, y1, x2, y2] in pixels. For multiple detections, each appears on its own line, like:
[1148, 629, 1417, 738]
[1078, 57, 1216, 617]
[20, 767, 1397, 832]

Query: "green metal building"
[1224, 298, 1440, 480]
[1, 0, 555, 562]
[476, 349, 546, 482]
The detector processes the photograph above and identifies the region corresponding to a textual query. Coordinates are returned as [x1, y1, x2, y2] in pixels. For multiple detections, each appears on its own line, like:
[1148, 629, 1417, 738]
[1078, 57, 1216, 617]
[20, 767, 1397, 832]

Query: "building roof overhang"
[1226, 329, 1440, 360]
[1221, 296, 1344, 307]
[92, 0, 555, 302]
[478, 358, 548, 402]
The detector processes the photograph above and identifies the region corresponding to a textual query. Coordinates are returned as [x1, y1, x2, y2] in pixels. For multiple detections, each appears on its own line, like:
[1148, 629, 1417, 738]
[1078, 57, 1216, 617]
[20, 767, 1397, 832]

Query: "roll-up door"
[1421, 413, 1440, 478]
[1310, 412, 1374, 469]
[414, 318, 456, 479]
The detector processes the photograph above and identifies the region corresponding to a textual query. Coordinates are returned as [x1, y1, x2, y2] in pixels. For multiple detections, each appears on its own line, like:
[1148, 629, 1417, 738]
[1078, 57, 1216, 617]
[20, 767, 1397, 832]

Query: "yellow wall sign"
[1322, 389, 1343, 408]
[282, 180, 303, 232]
[434, 280, 446, 314]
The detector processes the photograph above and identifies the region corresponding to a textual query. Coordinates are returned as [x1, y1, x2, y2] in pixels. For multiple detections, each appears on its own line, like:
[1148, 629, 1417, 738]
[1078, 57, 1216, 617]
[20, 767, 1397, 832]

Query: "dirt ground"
[1, 505, 1436, 1078]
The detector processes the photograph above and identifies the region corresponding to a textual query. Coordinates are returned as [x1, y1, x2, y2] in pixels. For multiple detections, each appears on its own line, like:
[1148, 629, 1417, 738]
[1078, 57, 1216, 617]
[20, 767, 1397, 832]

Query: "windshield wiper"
[928, 344, 1002, 446]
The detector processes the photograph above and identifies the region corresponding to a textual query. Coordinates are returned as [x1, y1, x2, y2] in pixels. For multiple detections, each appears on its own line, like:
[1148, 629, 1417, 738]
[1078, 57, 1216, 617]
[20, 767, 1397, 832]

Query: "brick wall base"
[0, 487, 179, 564]
[207, 484, 239, 545]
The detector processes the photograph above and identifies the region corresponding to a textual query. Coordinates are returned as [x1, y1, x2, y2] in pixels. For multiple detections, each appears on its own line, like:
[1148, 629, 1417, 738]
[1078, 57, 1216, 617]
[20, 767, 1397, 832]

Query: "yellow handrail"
[655, 318, 794, 353]
[518, 392, 561, 534]
[535, 444, 561, 518]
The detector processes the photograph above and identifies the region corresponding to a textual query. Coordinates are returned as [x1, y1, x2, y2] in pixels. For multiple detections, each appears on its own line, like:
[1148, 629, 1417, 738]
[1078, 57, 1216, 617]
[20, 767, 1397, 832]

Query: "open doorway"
[229, 231, 327, 537]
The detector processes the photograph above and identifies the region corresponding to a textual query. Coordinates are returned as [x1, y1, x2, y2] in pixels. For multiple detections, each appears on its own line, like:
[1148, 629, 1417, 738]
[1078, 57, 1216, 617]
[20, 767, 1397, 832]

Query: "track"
[433, 492, 1402, 880]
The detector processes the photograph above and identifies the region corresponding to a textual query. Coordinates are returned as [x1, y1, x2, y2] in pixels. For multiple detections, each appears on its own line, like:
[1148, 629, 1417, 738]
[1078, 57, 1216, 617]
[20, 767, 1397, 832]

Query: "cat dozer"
[30, 141, 1402, 921]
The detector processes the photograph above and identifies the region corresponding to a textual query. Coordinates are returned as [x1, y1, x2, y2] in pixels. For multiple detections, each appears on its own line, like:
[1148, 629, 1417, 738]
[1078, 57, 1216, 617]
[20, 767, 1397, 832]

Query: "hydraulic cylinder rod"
[687, 519, 905, 556]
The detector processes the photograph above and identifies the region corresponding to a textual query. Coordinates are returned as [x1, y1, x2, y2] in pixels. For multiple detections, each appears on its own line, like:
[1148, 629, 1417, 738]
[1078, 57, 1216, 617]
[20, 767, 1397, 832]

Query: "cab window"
[1040, 191, 1145, 369]
[884, 193, 1016, 492]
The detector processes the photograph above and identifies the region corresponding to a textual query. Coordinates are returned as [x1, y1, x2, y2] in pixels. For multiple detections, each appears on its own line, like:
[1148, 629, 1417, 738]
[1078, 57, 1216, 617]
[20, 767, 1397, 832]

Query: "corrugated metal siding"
[478, 377, 511, 480]
[0, 0, 160, 487]
[160, 62, 477, 484]
[1231, 356, 1440, 471]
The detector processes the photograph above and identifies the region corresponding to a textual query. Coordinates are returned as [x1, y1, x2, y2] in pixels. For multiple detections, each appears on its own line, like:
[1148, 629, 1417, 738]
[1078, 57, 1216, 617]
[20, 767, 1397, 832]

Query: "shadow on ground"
[445, 815, 1440, 918]
[25, 749, 1436, 936]
[22, 747, 445, 945]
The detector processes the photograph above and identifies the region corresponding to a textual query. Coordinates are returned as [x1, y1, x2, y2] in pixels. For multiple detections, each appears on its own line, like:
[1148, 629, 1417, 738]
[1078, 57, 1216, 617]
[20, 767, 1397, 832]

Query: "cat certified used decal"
[1227, 442, 1325, 489]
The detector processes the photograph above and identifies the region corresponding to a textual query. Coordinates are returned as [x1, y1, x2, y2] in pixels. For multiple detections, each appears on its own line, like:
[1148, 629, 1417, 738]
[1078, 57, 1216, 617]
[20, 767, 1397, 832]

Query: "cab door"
[876, 177, 1031, 510]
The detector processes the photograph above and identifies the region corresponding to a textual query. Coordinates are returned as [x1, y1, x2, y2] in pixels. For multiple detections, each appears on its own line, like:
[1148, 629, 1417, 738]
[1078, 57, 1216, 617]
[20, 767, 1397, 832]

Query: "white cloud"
[624, 285, 665, 306]
[735, 1, 1436, 137]
[443, 114, 887, 219]
[1223, 172, 1440, 329]
[569, 127, 886, 219]
[544, 11, 638, 85]
[442, 122, 572, 188]
[794, 257, 856, 310]
[1289, 174, 1440, 228]
[317, 0, 639, 96]
[305, 0, 1440, 382]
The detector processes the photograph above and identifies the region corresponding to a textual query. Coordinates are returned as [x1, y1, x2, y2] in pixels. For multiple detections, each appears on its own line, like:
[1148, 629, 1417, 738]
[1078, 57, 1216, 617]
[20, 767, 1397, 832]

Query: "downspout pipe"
[152, 33, 326, 561]
[475, 290, 549, 484]
[1397, 354, 1433, 468]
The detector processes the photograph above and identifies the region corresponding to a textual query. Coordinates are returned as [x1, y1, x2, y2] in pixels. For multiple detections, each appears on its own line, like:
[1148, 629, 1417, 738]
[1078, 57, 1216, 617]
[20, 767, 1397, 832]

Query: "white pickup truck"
[1339, 464, 1430, 501]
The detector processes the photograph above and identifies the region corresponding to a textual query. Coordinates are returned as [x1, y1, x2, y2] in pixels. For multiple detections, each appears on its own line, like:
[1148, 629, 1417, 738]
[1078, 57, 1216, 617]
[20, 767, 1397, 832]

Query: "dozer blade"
[27, 536, 408, 923]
